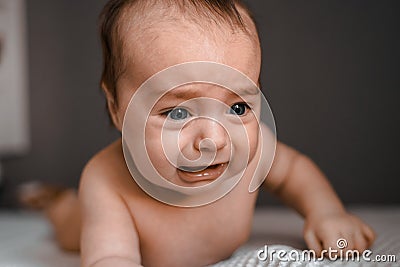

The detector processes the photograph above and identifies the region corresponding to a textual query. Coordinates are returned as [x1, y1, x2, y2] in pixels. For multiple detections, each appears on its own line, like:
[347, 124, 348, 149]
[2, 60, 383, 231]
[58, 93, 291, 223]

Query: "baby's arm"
[79, 158, 142, 267]
[264, 142, 375, 255]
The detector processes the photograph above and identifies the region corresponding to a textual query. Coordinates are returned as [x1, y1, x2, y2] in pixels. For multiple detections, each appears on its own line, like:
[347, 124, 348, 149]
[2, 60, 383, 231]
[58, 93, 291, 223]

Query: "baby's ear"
[101, 81, 122, 130]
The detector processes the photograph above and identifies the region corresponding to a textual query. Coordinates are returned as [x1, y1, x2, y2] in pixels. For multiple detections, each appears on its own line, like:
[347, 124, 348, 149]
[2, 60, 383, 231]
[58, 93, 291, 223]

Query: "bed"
[0, 206, 398, 267]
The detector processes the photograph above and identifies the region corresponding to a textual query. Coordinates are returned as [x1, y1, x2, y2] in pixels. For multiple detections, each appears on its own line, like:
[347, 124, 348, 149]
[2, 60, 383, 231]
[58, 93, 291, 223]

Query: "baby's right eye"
[164, 108, 190, 120]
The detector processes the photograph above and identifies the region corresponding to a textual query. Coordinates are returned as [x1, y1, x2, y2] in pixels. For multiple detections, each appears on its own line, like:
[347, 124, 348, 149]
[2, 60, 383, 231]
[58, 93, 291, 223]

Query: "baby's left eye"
[229, 103, 250, 116]
[164, 107, 190, 120]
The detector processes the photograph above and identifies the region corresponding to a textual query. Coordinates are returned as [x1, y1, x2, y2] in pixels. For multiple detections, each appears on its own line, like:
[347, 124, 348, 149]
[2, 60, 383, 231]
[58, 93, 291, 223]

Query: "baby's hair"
[99, 0, 253, 120]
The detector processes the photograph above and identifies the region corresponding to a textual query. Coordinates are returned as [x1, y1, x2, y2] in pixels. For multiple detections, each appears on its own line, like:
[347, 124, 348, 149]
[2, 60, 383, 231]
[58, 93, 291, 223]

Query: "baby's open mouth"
[179, 163, 224, 173]
[177, 163, 228, 184]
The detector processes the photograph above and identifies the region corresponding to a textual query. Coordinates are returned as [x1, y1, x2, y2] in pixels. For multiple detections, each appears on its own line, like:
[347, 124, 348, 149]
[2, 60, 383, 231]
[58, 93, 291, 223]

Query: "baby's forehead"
[118, 1, 259, 55]
[115, 1, 261, 93]
[119, 0, 254, 32]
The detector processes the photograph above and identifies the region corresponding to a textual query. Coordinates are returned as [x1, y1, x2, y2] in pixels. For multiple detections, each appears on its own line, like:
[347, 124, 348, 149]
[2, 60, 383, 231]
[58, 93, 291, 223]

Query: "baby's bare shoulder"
[79, 138, 135, 196]
[79, 139, 142, 266]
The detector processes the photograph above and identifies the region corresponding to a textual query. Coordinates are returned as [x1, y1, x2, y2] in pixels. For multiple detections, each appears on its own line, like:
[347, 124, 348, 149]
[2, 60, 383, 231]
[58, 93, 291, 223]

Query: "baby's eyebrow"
[170, 87, 199, 99]
[166, 85, 259, 99]
[240, 86, 260, 96]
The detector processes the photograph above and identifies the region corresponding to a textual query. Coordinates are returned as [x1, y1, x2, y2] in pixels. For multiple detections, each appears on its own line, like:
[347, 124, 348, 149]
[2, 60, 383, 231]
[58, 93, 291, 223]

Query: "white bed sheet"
[0, 206, 398, 267]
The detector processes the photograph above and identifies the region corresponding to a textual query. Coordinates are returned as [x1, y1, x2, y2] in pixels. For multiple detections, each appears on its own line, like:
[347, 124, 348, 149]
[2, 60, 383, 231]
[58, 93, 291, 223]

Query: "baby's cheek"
[145, 140, 175, 175]
[144, 126, 179, 176]
[144, 128, 163, 159]
[245, 123, 259, 162]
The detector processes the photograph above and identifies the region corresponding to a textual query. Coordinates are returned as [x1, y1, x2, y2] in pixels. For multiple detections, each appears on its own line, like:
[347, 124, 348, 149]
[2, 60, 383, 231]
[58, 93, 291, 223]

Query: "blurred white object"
[0, 207, 399, 267]
[0, 0, 29, 156]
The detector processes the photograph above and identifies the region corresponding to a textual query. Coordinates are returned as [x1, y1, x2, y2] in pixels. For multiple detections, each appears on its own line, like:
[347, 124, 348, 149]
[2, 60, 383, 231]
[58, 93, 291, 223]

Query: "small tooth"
[180, 166, 207, 172]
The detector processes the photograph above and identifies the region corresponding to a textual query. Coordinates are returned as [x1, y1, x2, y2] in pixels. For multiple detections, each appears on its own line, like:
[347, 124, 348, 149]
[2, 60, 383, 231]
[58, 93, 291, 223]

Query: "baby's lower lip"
[177, 163, 228, 184]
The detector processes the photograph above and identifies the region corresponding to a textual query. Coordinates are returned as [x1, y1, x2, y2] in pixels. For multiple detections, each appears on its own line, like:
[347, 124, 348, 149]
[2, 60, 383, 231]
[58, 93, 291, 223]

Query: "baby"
[25, 0, 376, 266]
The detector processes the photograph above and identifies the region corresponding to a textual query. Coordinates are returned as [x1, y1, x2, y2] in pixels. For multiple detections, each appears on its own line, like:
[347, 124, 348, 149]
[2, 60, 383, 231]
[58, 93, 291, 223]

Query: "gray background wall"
[1, 0, 399, 206]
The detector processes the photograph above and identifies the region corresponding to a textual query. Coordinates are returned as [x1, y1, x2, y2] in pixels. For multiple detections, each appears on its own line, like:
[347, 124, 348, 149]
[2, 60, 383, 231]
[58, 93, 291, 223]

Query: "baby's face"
[144, 83, 260, 187]
[117, 15, 261, 187]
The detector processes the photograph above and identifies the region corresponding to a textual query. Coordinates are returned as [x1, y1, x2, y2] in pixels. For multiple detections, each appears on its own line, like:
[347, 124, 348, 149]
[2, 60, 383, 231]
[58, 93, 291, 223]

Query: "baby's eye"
[229, 103, 250, 116]
[164, 108, 190, 120]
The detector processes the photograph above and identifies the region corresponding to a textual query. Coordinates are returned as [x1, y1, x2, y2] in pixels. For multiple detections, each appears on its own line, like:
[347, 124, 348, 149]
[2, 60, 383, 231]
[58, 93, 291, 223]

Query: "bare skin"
[48, 5, 375, 267]
[79, 139, 375, 267]
[80, 139, 258, 267]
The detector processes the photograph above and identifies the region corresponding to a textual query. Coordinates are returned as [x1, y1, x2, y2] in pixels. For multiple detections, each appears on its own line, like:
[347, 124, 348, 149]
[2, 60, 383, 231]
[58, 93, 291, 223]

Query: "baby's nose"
[192, 118, 228, 151]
